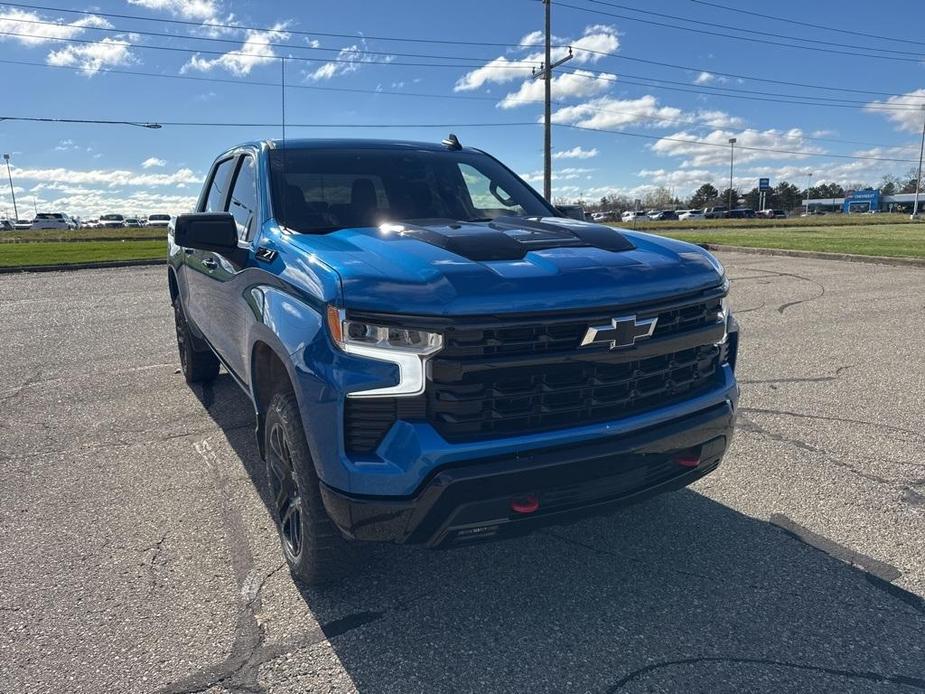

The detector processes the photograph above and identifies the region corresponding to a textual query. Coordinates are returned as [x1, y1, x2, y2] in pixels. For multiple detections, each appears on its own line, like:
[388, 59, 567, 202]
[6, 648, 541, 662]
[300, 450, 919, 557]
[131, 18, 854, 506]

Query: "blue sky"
[1, 0, 924, 218]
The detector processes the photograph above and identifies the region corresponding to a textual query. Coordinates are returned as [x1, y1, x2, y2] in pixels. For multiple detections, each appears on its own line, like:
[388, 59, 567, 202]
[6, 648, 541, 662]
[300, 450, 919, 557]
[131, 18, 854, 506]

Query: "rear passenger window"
[228, 156, 258, 241]
[203, 158, 236, 213]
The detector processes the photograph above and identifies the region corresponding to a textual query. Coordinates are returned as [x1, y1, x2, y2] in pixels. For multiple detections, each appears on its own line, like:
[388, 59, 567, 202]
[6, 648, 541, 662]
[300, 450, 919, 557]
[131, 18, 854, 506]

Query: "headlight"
[327, 307, 443, 397]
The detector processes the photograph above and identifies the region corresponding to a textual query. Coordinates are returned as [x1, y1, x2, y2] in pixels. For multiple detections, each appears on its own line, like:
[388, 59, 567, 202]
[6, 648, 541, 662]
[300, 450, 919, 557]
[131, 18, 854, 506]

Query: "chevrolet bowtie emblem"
[580, 315, 658, 350]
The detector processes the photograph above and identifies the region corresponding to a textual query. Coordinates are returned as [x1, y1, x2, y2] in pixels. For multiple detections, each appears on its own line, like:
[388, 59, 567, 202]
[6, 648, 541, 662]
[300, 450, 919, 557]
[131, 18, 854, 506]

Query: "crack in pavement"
[740, 365, 852, 386]
[738, 413, 925, 493]
[139, 531, 170, 595]
[605, 656, 925, 692]
[740, 265, 827, 314]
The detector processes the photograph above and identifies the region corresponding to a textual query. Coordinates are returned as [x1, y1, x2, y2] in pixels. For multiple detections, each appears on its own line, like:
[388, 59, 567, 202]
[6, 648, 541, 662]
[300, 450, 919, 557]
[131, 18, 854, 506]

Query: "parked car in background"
[145, 213, 172, 228]
[620, 210, 644, 222]
[557, 204, 587, 221]
[758, 209, 787, 219]
[99, 214, 126, 228]
[648, 210, 679, 221]
[14, 219, 33, 230]
[82, 218, 100, 229]
[703, 207, 728, 219]
[727, 209, 756, 220]
[0, 219, 13, 231]
[678, 209, 705, 221]
[592, 211, 618, 223]
[124, 217, 142, 227]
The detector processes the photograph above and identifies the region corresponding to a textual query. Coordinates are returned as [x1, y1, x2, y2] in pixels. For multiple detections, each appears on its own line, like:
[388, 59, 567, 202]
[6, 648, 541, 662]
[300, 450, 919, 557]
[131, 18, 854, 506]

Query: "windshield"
[268, 147, 553, 233]
[101, 214, 123, 220]
[35, 213, 63, 220]
[149, 214, 170, 221]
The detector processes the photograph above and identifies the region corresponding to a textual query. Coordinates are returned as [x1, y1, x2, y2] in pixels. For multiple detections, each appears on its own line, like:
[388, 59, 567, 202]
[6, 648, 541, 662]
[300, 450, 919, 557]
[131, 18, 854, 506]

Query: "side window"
[202, 158, 236, 213]
[228, 156, 258, 241]
[457, 163, 526, 217]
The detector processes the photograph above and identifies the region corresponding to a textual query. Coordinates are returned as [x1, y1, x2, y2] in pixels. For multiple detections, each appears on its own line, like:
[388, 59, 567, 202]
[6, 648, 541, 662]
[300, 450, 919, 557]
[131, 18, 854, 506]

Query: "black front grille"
[428, 345, 721, 442]
[343, 292, 727, 453]
[441, 296, 723, 358]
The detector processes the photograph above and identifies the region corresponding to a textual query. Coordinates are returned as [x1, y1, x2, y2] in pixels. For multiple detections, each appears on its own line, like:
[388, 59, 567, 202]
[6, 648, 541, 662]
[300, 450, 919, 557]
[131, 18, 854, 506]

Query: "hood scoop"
[397, 216, 635, 261]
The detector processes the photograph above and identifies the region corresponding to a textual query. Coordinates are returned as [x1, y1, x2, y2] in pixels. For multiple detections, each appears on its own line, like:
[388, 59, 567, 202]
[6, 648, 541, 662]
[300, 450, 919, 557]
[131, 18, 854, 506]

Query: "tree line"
[566, 169, 924, 213]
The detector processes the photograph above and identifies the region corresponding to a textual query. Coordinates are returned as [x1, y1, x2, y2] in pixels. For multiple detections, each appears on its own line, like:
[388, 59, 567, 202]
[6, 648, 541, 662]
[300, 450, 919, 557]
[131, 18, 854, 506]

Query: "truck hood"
[284, 217, 724, 315]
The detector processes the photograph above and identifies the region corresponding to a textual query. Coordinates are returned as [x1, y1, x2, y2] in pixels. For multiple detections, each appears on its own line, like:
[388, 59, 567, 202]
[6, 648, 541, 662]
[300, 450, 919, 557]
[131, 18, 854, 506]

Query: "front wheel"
[174, 301, 220, 384]
[265, 391, 357, 585]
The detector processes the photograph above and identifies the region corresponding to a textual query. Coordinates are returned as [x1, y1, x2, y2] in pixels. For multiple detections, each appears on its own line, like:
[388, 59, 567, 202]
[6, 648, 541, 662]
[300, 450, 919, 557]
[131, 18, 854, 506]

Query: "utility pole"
[805, 172, 813, 215]
[913, 105, 925, 220]
[3, 154, 18, 221]
[727, 138, 736, 212]
[536, 0, 572, 202]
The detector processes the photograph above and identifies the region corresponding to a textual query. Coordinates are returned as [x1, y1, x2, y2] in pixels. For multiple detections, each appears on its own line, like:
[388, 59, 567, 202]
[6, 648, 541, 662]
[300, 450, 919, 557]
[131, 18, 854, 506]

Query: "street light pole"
[727, 138, 736, 212]
[913, 105, 925, 220]
[3, 154, 18, 221]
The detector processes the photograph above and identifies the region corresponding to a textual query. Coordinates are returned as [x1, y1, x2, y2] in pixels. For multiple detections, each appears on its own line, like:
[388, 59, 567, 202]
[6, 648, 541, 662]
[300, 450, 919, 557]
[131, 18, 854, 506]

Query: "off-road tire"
[265, 390, 356, 585]
[174, 301, 220, 384]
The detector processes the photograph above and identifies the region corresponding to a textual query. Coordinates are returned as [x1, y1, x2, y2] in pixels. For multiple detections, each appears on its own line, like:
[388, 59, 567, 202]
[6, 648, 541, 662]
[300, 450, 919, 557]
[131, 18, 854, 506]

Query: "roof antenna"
[442, 133, 462, 151]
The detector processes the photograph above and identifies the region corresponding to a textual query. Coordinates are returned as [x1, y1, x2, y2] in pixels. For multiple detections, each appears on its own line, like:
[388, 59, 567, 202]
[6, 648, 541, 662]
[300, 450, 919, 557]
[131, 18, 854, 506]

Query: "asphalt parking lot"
[1, 251, 923, 693]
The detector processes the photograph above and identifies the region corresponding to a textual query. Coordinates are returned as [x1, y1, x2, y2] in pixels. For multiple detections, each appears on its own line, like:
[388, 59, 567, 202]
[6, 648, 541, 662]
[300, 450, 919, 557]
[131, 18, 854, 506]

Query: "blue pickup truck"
[168, 137, 739, 584]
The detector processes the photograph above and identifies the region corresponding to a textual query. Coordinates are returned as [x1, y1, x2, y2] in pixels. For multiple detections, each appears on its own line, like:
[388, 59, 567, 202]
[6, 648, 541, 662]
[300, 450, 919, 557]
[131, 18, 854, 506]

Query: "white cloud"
[865, 89, 925, 132]
[46, 36, 136, 76]
[141, 157, 167, 169]
[306, 38, 395, 81]
[127, 0, 221, 21]
[499, 70, 611, 109]
[183, 23, 289, 77]
[651, 128, 823, 167]
[519, 167, 595, 183]
[552, 95, 685, 129]
[695, 110, 744, 129]
[694, 71, 715, 85]
[637, 168, 717, 189]
[11, 165, 200, 188]
[0, 9, 111, 46]
[54, 139, 77, 152]
[553, 146, 599, 160]
[454, 24, 619, 92]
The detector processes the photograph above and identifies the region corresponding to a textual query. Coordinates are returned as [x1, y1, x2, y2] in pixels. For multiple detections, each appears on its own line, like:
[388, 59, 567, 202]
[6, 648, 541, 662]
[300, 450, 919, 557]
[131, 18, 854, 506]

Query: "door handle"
[200, 257, 218, 270]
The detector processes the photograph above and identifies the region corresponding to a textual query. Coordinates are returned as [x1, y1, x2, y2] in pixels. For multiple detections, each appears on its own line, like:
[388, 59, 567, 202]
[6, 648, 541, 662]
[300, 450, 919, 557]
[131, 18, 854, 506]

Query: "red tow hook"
[674, 455, 701, 468]
[511, 494, 540, 514]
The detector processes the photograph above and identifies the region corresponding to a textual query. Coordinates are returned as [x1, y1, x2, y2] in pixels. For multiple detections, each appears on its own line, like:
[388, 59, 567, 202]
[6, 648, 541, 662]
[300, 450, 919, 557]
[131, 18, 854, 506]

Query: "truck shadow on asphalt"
[198, 375, 925, 694]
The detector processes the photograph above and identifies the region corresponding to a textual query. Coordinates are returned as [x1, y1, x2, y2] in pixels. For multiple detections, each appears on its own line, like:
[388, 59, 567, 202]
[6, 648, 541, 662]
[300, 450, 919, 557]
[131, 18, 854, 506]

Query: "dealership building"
[801, 189, 922, 213]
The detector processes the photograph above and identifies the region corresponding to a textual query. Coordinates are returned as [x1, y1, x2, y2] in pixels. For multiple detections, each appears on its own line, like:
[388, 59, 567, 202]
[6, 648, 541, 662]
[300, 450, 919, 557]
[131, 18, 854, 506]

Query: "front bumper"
[320, 399, 735, 546]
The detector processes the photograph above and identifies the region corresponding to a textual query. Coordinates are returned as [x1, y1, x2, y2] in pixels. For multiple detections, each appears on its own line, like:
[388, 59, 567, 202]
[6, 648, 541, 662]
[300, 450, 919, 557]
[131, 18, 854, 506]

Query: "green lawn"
[0, 226, 162, 243]
[0, 239, 165, 268]
[655, 224, 925, 259]
[624, 213, 915, 232]
[2, 223, 924, 268]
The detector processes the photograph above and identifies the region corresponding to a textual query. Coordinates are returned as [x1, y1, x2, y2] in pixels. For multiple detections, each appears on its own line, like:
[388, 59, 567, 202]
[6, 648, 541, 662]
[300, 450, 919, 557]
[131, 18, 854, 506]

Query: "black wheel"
[174, 301, 220, 384]
[265, 390, 356, 585]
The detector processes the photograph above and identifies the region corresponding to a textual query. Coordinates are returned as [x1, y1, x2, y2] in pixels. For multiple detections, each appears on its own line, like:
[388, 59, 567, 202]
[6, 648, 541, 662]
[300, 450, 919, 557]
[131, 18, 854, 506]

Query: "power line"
[2, 26, 921, 112]
[0, 56, 908, 150]
[689, 0, 925, 49]
[555, 0, 925, 64]
[1, 14, 541, 67]
[1, 114, 917, 163]
[559, 69, 922, 111]
[0, 1, 567, 51]
[0, 29, 540, 72]
[4, 0, 923, 101]
[580, 0, 925, 58]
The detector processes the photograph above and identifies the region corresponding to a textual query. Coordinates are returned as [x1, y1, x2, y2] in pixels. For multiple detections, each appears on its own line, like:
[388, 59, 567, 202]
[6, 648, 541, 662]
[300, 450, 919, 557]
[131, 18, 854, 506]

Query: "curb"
[699, 244, 925, 268]
[0, 258, 166, 274]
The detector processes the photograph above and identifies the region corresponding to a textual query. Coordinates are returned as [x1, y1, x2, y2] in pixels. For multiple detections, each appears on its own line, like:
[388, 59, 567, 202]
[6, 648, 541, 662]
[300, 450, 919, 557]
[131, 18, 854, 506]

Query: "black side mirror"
[174, 212, 247, 266]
